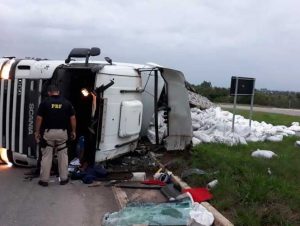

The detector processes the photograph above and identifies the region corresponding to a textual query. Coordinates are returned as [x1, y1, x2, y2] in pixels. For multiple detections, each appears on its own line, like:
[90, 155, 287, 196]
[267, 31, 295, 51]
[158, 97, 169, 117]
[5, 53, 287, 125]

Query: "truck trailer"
[0, 47, 192, 167]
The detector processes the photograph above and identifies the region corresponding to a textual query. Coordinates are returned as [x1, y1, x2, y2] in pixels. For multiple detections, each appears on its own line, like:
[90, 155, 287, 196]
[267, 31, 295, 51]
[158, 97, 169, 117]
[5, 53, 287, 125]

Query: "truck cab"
[0, 48, 192, 167]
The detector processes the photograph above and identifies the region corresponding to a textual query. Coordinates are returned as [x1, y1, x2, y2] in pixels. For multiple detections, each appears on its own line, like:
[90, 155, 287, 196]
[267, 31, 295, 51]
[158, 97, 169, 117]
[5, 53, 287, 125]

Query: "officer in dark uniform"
[35, 84, 76, 187]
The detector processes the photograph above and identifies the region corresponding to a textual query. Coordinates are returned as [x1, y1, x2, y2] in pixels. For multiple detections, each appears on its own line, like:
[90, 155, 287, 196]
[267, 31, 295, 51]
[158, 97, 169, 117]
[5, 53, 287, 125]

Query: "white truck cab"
[0, 48, 192, 166]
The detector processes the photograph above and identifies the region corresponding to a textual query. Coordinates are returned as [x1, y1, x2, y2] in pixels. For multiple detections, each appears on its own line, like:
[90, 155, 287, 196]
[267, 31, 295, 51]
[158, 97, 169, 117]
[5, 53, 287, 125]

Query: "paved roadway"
[219, 104, 300, 116]
[0, 164, 118, 226]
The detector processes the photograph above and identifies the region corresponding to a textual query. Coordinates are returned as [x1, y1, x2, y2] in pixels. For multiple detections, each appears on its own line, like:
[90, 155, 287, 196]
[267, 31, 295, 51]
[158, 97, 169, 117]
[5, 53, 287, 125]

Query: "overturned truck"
[0, 47, 192, 167]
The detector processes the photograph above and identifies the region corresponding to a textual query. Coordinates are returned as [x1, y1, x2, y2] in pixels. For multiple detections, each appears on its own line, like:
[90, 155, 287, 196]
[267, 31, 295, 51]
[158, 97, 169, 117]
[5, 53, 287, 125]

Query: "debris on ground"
[206, 180, 218, 190]
[68, 157, 81, 172]
[142, 179, 166, 186]
[267, 168, 272, 175]
[161, 183, 182, 201]
[106, 151, 159, 172]
[154, 171, 172, 183]
[295, 141, 300, 147]
[130, 172, 146, 182]
[189, 202, 214, 226]
[70, 165, 107, 184]
[251, 149, 278, 159]
[183, 188, 213, 203]
[181, 168, 207, 179]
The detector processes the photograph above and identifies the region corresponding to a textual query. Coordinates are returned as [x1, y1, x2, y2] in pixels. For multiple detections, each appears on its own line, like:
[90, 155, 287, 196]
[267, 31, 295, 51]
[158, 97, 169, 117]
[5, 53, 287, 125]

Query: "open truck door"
[139, 65, 192, 150]
[159, 67, 192, 150]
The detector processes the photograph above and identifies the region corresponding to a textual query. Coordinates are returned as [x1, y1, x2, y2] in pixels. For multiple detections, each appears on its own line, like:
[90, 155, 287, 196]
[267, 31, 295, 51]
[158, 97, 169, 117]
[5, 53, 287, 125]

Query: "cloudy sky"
[1, 0, 300, 91]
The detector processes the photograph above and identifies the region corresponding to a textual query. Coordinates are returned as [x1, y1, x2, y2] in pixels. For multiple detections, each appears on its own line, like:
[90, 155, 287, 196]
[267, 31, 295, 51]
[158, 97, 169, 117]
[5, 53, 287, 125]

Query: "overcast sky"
[1, 0, 300, 91]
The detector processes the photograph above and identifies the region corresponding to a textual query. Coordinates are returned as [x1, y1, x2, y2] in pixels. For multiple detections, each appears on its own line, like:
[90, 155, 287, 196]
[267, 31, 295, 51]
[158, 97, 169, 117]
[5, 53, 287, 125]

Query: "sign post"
[230, 76, 255, 133]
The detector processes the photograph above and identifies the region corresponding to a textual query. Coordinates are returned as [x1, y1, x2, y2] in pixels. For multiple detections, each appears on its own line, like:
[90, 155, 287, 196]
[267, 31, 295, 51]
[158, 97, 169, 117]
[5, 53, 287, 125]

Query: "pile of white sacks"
[188, 90, 214, 109]
[147, 106, 300, 146]
[191, 107, 300, 146]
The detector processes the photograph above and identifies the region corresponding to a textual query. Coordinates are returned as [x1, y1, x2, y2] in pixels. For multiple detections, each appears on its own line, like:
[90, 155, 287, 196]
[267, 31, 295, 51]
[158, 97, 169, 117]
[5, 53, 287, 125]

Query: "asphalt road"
[0, 165, 118, 226]
[219, 104, 300, 116]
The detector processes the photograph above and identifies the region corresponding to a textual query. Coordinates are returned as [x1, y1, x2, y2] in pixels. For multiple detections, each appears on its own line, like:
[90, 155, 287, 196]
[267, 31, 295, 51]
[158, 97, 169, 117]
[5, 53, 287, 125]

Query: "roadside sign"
[230, 76, 255, 96]
[230, 76, 256, 132]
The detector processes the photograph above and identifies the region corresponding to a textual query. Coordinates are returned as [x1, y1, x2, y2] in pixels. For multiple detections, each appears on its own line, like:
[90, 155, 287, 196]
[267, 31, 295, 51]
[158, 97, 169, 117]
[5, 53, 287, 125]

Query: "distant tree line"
[192, 81, 300, 109]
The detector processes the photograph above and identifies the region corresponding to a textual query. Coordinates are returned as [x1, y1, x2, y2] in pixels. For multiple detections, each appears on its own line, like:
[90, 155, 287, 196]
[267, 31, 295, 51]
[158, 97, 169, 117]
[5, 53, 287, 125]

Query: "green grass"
[188, 137, 300, 225]
[223, 108, 300, 126]
[171, 111, 300, 225]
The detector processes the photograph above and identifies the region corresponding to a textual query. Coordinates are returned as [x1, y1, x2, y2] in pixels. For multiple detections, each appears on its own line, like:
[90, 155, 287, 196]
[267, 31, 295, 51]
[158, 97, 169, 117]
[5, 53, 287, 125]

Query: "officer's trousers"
[40, 129, 68, 182]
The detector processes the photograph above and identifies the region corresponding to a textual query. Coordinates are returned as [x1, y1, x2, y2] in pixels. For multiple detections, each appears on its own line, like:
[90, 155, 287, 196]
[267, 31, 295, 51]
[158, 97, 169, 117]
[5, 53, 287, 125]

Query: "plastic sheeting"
[102, 197, 214, 226]
[102, 198, 193, 226]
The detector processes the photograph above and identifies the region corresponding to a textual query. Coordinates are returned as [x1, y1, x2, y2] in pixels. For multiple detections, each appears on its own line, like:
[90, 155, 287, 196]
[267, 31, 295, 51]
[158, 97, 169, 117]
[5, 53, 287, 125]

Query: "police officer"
[35, 84, 76, 187]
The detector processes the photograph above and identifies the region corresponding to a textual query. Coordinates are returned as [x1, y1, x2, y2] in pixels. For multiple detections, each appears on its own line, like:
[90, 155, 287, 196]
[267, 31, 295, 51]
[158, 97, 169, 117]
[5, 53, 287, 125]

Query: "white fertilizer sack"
[251, 150, 278, 159]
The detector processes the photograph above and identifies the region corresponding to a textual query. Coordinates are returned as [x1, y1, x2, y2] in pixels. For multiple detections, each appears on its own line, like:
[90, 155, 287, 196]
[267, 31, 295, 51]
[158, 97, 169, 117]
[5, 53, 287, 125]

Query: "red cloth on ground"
[141, 179, 166, 186]
[183, 187, 213, 202]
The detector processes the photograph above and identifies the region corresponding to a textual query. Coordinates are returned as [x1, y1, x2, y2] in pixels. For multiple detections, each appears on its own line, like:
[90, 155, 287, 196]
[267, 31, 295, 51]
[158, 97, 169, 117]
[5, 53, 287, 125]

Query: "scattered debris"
[106, 152, 158, 172]
[182, 188, 213, 203]
[267, 168, 272, 175]
[207, 180, 218, 189]
[181, 168, 207, 179]
[142, 179, 166, 187]
[68, 157, 80, 172]
[70, 165, 107, 184]
[130, 172, 146, 182]
[116, 182, 163, 190]
[161, 183, 182, 201]
[189, 202, 214, 226]
[154, 172, 172, 183]
[251, 149, 278, 159]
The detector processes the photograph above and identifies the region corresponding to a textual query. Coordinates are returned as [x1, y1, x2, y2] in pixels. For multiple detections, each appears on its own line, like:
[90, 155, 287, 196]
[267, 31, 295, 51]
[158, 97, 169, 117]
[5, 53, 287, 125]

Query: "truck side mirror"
[90, 47, 101, 56]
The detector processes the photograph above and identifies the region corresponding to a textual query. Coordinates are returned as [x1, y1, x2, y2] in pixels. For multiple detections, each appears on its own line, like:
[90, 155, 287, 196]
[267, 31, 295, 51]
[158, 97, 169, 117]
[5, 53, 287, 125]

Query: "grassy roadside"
[190, 137, 300, 225]
[167, 112, 300, 225]
[223, 108, 300, 126]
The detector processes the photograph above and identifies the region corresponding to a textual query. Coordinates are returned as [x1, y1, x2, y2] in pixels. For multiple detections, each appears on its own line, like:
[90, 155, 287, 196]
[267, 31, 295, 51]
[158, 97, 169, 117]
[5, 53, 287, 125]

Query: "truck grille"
[0, 78, 42, 160]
